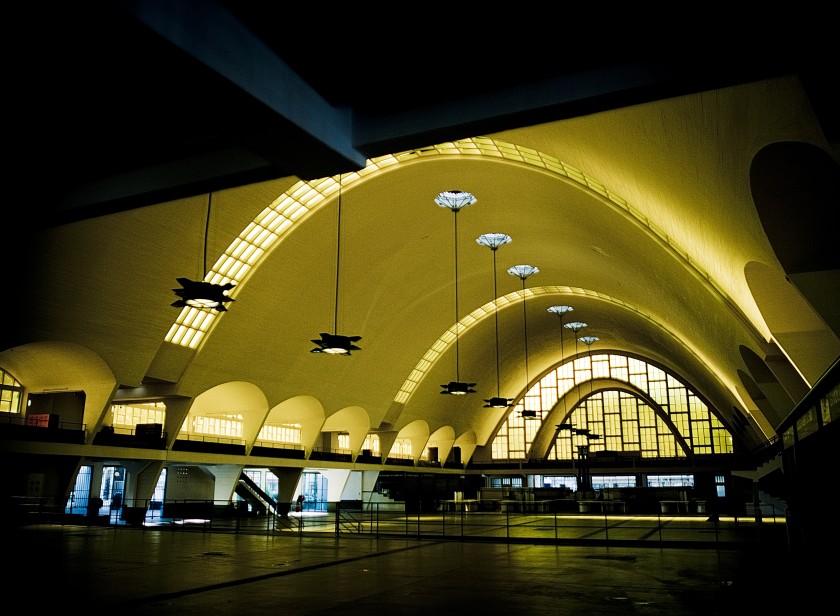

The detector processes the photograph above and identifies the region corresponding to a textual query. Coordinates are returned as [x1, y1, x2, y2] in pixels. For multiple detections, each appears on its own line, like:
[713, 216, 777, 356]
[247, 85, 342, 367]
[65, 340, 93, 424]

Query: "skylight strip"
[394, 286, 650, 404]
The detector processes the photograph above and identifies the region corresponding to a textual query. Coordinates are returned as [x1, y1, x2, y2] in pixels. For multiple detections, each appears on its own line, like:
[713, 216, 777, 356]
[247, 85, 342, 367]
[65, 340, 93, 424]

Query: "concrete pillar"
[269, 467, 304, 516]
[209, 464, 245, 504]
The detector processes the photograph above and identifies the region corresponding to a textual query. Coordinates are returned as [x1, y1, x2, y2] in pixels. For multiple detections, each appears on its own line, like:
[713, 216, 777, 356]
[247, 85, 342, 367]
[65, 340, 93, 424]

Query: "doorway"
[300, 471, 328, 512]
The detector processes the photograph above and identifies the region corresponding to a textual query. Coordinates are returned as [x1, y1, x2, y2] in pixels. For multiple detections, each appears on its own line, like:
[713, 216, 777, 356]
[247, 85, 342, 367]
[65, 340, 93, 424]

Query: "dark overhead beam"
[118, 0, 366, 172]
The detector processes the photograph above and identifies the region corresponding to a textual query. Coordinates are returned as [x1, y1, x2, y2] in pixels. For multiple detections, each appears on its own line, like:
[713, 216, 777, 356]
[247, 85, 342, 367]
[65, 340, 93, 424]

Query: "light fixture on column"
[507, 264, 539, 417]
[311, 174, 362, 355]
[477, 233, 513, 408]
[172, 193, 236, 312]
[437, 190, 477, 395]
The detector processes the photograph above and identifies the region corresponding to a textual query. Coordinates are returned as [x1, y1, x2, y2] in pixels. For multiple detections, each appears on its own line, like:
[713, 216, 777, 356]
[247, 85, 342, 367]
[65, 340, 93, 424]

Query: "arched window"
[491, 352, 733, 460]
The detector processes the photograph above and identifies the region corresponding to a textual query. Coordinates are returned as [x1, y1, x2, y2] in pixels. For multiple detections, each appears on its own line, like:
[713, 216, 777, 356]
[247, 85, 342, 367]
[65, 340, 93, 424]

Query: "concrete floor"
[7, 523, 828, 615]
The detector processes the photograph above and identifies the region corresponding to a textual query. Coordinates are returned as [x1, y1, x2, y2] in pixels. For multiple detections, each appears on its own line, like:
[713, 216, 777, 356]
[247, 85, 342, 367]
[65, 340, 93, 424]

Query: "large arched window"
[491, 352, 733, 460]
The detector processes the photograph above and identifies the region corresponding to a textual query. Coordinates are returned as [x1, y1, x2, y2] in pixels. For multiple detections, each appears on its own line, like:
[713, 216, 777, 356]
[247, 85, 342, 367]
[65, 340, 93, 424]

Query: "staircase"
[236, 473, 278, 516]
[733, 453, 788, 517]
[732, 452, 781, 482]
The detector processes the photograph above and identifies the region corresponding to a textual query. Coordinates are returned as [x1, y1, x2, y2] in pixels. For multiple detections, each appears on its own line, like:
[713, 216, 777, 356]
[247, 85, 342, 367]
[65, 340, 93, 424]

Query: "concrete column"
[269, 467, 304, 516]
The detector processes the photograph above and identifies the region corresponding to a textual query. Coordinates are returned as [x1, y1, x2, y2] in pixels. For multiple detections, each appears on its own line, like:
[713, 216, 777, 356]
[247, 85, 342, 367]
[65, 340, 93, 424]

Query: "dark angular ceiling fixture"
[478, 232, 514, 408]
[556, 423, 601, 440]
[437, 190, 477, 395]
[172, 192, 236, 312]
[310, 332, 362, 355]
[172, 278, 235, 312]
[508, 264, 539, 417]
[311, 174, 361, 355]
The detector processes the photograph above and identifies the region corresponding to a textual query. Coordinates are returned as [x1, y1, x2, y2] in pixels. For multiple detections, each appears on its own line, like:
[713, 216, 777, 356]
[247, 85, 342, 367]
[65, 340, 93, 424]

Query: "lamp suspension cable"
[453, 205, 461, 381]
[578, 334, 600, 444]
[436, 190, 477, 395]
[309, 174, 362, 355]
[333, 174, 342, 335]
[564, 320, 588, 391]
[507, 264, 539, 416]
[548, 305, 574, 422]
[171, 191, 236, 312]
[522, 279, 528, 391]
[202, 192, 211, 280]
[478, 233, 512, 408]
[492, 244, 500, 394]
[579, 335, 599, 399]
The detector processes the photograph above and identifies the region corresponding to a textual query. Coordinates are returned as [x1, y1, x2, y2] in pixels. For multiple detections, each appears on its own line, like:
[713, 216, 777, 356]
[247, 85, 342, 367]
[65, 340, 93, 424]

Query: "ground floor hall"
[8, 522, 831, 615]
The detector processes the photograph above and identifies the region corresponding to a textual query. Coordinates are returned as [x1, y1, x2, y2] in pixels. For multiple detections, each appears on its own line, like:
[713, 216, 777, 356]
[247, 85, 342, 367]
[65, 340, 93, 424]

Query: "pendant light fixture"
[548, 305, 574, 423]
[437, 190, 477, 395]
[172, 192, 236, 312]
[564, 319, 587, 401]
[547, 305, 574, 358]
[554, 320, 601, 469]
[564, 320, 588, 355]
[577, 333, 600, 489]
[477, 233, 513, 408]
[507, 264, 539, 416]
[311, 174, 362, 355]
[579, 335, 599, 370]
[578, 334, 600, 439]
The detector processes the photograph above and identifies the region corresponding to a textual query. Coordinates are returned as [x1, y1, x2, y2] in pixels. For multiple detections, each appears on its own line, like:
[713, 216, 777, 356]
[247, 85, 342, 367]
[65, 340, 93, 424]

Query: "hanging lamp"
[172, 192, 236, 312]
[311, 174, 362, 355]
[564, 320, 588, 410]
[548, 305, 574, 426]
[507, 264, 539, 417]
[477, 233, 513, 408]
[578, 334, 600, 439]
[437, 190, 477, 395]
[564, 320, 588, 354]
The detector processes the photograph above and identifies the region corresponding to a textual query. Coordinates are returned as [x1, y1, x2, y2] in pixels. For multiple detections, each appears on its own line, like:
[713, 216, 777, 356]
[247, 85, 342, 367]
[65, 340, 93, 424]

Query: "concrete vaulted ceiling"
[4, 2, 839, 453]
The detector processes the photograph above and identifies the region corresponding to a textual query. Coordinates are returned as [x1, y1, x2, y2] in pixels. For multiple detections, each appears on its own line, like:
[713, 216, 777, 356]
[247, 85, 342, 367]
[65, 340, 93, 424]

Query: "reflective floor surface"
[7, 523, 829, 615]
